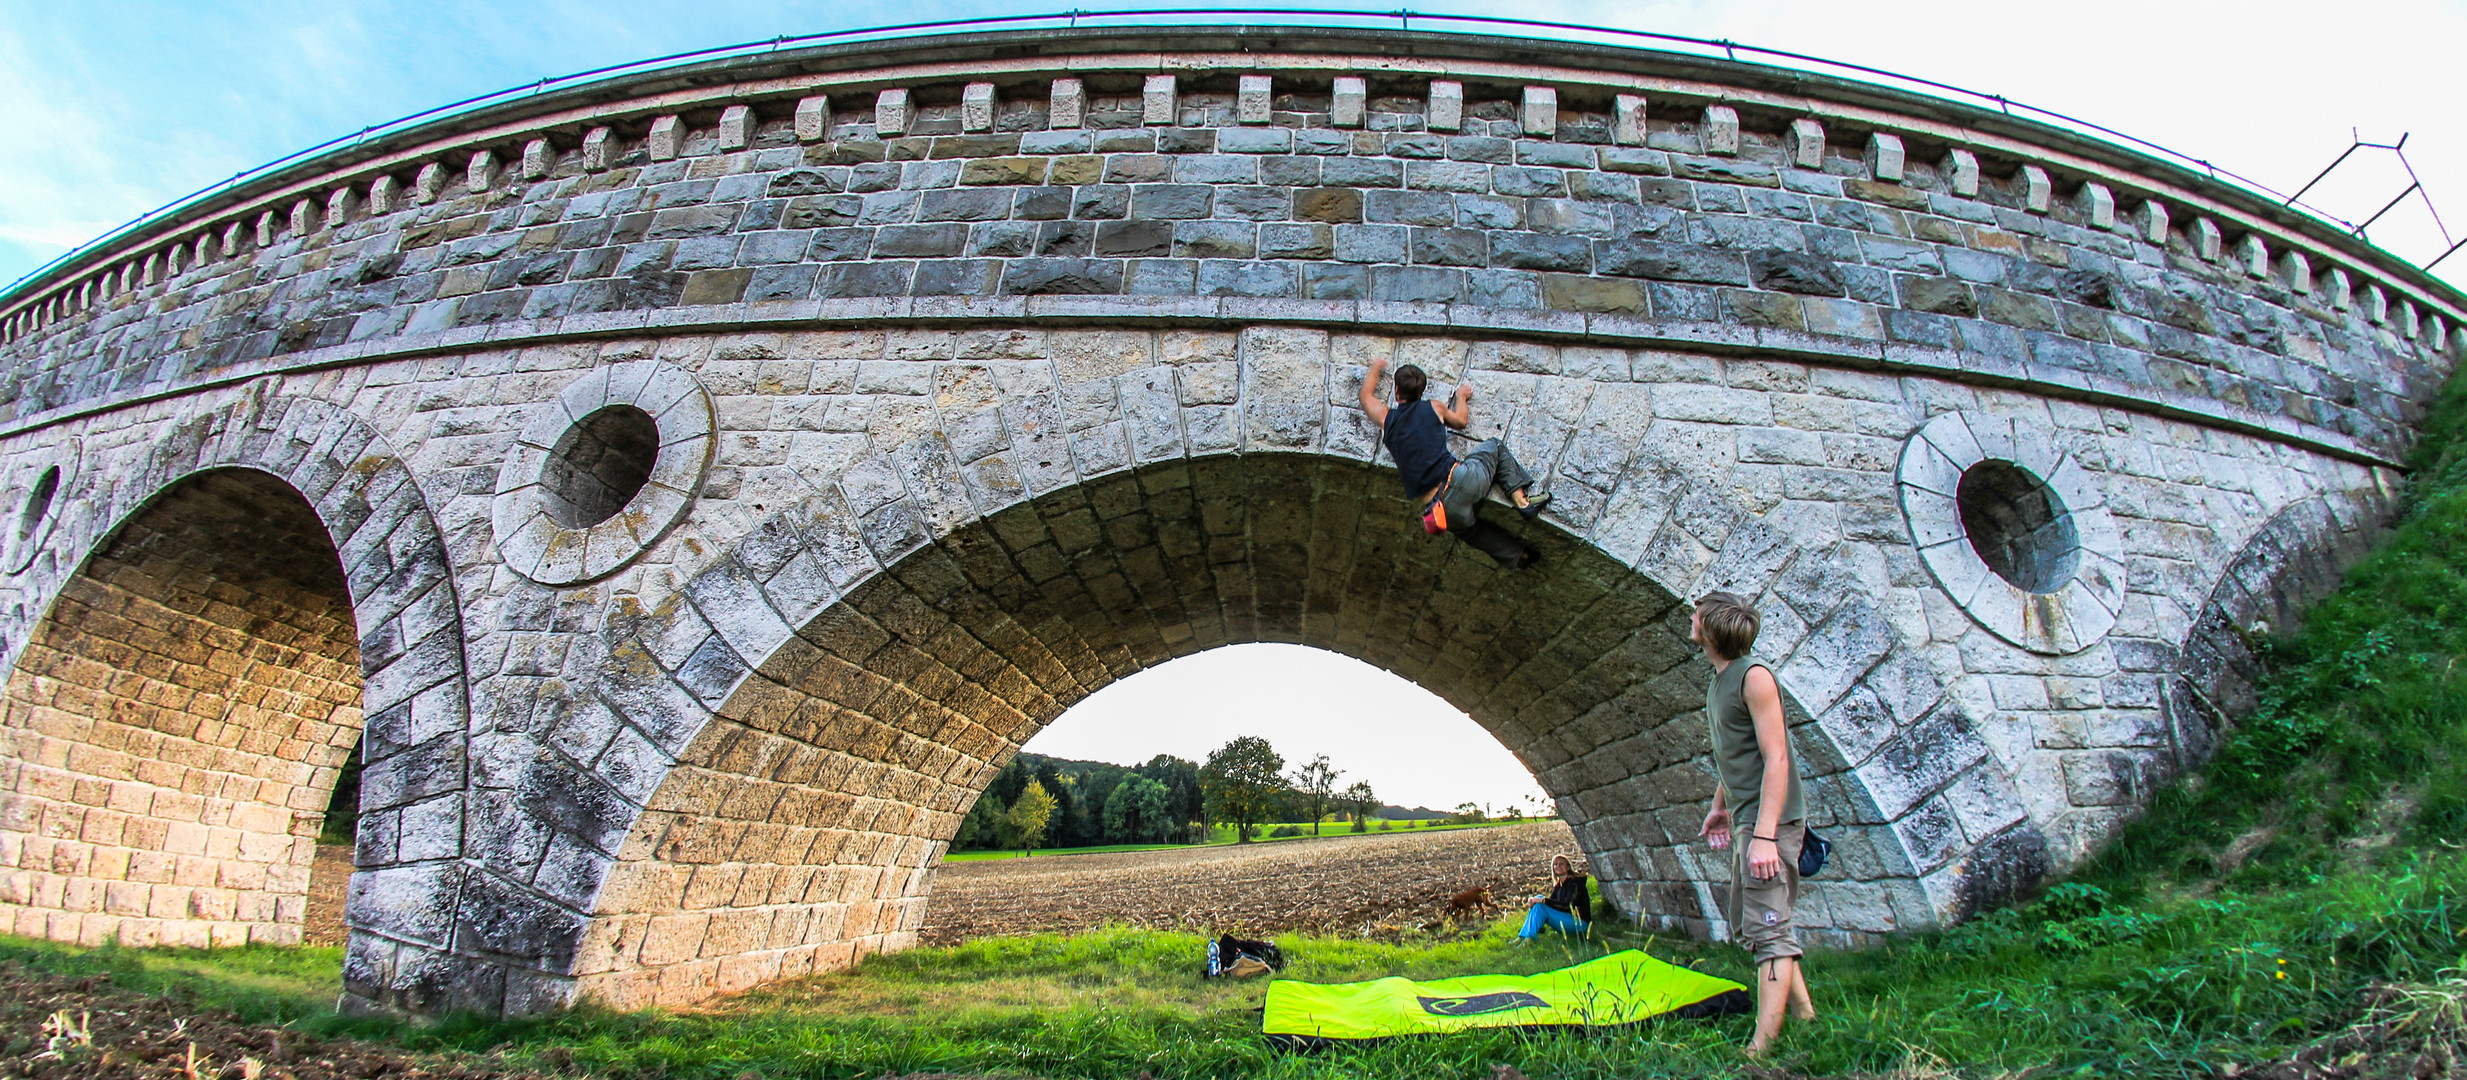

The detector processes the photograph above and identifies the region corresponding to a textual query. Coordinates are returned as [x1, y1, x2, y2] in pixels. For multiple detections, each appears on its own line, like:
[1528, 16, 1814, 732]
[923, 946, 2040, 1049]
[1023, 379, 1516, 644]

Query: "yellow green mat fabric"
[1262, 950, 1749, 1047]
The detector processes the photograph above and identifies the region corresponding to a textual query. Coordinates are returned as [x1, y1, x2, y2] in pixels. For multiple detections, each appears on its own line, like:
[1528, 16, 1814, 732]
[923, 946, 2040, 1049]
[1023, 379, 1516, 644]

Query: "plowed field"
[919, 820, 1582, 944]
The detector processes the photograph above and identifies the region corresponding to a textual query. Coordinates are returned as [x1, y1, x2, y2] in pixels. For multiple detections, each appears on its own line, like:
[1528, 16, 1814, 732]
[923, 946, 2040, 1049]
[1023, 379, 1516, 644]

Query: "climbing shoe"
[1518, 492, 1553, 520]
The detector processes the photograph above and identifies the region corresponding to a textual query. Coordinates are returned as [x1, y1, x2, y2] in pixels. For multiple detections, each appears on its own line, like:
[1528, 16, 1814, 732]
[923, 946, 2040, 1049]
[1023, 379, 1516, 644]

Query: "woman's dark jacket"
[1543, 874, 1591, 922]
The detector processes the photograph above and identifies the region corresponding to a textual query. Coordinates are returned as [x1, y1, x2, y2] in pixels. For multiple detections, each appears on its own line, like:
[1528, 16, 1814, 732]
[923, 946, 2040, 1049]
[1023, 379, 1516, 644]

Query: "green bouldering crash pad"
[1262, 950, 1749, 1048]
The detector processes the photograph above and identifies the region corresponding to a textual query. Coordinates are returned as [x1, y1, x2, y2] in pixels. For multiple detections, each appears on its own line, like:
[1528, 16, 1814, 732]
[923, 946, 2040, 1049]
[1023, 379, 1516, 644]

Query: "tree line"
[951, 737, 1397, 852]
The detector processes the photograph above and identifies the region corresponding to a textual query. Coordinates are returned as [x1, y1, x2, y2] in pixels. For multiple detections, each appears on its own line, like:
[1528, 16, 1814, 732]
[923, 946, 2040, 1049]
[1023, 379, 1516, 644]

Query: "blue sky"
[5, 0, 2462, 810]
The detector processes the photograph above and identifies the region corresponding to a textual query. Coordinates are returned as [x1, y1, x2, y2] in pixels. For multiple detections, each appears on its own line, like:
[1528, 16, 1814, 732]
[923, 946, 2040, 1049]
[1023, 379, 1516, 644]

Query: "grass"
[19, 856, 2467, 1078]
[14, 372, 2467, 1077]
[944, 818, 1552, 861]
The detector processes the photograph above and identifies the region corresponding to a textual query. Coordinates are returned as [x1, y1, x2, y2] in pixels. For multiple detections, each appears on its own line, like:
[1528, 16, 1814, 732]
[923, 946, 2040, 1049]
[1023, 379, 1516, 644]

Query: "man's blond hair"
[1695, 592, 1761, 660]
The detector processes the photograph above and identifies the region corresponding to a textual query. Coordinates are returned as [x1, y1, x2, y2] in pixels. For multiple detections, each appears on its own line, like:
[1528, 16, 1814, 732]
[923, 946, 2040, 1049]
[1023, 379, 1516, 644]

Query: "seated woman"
[1518, 854, 1592, 939]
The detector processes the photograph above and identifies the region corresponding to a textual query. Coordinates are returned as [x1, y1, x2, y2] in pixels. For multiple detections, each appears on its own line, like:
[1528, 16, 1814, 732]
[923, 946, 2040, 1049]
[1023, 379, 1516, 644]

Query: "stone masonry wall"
[0, 33, 2458, 472]
[0, 29, 2452, 1015]
[0, 315, 2401, 1012]
[0, 468, 361, 948]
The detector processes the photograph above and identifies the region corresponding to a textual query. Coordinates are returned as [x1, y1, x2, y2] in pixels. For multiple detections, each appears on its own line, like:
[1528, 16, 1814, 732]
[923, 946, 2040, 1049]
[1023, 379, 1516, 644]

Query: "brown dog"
[1447, 886, 1495, 917]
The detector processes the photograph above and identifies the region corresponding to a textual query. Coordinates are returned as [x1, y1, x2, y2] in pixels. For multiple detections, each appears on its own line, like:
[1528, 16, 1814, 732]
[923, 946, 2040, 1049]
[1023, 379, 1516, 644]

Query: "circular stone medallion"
[1897, 412, 2125, 654]
[492, 360, 713, 585]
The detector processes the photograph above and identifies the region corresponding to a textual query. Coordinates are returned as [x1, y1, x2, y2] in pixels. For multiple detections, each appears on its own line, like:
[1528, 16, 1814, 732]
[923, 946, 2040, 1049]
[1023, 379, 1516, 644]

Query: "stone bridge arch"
[0, 23, 2454, 1018]
[450, 325, 2037, 1011]
[0, 392, 526, 1015]
[567, 446, 2006, 1009]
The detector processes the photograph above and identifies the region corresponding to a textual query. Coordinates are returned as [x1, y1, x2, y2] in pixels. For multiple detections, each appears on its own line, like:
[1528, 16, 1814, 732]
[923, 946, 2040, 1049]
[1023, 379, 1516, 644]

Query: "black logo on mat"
[1417, 992, 1551, 1016]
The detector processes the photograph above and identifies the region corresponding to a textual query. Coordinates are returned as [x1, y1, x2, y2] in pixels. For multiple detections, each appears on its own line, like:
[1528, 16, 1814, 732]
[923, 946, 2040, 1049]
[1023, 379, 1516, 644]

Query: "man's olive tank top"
[1706, 654, 1805, 828]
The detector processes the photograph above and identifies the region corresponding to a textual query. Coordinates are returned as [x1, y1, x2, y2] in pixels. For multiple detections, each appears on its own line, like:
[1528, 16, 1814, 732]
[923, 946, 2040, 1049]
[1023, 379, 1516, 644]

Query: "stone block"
[1048, 79, 1084, 129]
[2076, 182, 2114, 230]
[874, 90, 910, 137]
[1236, 75, 1272, 124]
[466, 151, 497, 194]
[583, 127, 616, 170]
[1788, 119, 1825, 169]
[1942, 149, 1980, 197]
[327, 186, 360, 228]
[1427, 80, 1464, 132]
[1864, 133, 1904, 182]
[1614, 94, 1649, 147]
[960, 83, 996, 133]
[2135, 199, 2168, 244]
[415, 163, 445, 204]
[1142, 76, 1177, 126]
[648, 116, 684, 161]
[2192, 216, 2223, 261]
[719, 105, 754, 151]
[1520, 86, 1558, 137]
[1701, 105, 1740, 156]
[2278, 250, 2312, 295]
[2017, 165, 2051, 214]
[1332, 77, 1368, 128]
[794, 97, 833, 143]
[2238, 234, 2269, 279]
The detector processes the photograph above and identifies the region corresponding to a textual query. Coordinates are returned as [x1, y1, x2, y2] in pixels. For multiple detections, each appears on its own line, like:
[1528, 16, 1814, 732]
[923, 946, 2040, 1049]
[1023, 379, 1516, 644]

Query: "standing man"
[1357, 358, 1549, 569]
[1691, 591, 1815, 1055]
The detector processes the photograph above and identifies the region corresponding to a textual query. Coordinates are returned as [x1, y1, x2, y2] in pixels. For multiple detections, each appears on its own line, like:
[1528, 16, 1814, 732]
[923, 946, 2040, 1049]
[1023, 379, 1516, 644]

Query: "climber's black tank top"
[1382, 400, 1456, 497]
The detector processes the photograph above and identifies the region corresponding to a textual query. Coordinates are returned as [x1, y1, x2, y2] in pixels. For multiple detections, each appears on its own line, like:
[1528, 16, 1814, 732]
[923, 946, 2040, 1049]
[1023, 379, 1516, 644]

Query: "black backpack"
[1205, 935, 1285, 977]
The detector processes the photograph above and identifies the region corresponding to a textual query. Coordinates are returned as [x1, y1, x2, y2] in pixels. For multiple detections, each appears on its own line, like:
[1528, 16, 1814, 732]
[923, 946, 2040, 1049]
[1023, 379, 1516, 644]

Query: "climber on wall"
[1358, 357, 1549, 569]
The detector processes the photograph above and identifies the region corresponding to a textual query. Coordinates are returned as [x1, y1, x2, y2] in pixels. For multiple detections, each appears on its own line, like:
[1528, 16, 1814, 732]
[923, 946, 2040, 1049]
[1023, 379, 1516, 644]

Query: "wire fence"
[0, 7, 2442, 301]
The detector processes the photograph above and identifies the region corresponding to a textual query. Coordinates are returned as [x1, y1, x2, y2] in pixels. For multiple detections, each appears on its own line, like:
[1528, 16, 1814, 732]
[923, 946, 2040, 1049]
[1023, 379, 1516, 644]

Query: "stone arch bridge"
[0, 26, 2457, 1016]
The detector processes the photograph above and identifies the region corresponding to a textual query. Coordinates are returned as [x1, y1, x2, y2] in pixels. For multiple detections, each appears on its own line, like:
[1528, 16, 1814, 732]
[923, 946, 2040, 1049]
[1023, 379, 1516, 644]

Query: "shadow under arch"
[0, 467, 363, 950]
[0, 391, 526, 1014]
[578, 453, 1891, 1008]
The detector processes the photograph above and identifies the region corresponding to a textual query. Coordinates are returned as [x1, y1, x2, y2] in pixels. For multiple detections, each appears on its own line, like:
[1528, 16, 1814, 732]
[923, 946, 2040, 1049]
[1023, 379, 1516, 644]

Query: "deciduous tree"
[1293, 754, 1341, 836]
[1005, 779, 1059, 853]
[1104, 774, 1174, 842]
[1341, 779, 1379, 832]
[1201, 736, 1284, 843]
[955, 788, 1007, 849]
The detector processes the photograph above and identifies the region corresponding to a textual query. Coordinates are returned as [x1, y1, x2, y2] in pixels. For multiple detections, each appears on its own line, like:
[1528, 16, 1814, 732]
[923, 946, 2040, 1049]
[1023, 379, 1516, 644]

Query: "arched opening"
[0, 468, 364, 948]
[541, 404, 661, 529]
[1956, 459, 2079, 595]
[1008, 642, 1552, 842]
[580, 454, 1833, 1008]
[15, 466, 58, 548]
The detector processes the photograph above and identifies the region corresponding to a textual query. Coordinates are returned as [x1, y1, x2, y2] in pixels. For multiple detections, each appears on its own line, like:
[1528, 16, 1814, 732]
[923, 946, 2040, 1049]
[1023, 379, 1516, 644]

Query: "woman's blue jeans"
[1519, 903, 1588, 938]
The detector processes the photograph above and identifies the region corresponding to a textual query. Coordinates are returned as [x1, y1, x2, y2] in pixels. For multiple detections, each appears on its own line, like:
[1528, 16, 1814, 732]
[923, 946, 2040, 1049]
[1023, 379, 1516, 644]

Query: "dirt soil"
[0, 963, 550, 1079]
[2228, 982, 2467, 1080]
[919, 820, 1584, 945]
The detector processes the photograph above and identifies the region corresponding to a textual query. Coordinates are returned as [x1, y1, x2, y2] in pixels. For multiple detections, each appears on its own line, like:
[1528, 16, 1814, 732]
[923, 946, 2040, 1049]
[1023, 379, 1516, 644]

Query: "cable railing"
[0, 7, 2447, 304]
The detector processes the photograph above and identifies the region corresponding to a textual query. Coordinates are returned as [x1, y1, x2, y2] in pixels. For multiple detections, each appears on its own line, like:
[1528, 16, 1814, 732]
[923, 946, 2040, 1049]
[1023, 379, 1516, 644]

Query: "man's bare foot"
[1791, 1002, 1817, 1022]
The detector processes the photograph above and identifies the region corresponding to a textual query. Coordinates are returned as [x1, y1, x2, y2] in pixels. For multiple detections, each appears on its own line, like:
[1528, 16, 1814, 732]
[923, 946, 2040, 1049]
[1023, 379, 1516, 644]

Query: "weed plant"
[3, 373, 2466, 1077]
